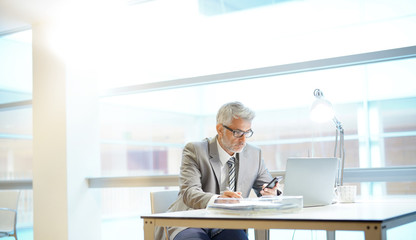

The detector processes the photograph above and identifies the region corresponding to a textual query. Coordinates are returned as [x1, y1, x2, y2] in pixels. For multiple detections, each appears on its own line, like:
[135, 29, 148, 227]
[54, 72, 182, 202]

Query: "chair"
[150, 190, 179, 214]
[150, 190, 179, 240]
[0, 190, 20, 240]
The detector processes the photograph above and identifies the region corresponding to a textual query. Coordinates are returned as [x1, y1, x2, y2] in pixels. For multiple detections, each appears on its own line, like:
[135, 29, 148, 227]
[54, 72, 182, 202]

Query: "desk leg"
[254, 229, 269, 240]
[143, 218, 155, 240]
[326, 230, 335, 240]
[364, 224, 383, 240]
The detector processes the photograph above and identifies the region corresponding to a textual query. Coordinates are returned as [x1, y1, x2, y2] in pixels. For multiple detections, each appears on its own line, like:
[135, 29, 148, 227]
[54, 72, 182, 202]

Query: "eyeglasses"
[222, 125, 254, 138]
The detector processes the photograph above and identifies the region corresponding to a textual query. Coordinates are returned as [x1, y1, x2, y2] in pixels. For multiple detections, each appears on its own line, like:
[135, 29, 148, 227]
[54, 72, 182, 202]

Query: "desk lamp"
[310, 89, 345, 187]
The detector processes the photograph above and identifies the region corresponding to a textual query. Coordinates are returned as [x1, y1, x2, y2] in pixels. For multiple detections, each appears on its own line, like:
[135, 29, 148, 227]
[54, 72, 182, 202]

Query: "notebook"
[283, 157, 339, 207]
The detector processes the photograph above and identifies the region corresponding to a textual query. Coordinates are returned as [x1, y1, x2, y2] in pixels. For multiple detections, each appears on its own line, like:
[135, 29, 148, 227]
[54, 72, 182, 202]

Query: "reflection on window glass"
[386, 181, 416, 195]
[99, 59, 416, 178]
[0, 108, 33, 180]
[0, 30, 32, 104]
[97, 187, 178, 240]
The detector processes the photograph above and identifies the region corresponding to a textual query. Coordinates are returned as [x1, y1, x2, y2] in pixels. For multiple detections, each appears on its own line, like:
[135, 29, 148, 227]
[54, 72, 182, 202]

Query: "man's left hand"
[260, 183, 279, 196]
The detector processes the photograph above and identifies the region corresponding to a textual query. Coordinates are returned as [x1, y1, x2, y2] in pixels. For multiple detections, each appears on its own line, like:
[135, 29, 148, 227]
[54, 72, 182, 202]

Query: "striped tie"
[227, 157, 236, 191]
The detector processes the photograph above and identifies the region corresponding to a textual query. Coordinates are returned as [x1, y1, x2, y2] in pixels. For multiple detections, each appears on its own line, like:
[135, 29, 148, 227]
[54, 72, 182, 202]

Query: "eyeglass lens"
[234, 129, 253, 138]
[223, 125, 253, 138]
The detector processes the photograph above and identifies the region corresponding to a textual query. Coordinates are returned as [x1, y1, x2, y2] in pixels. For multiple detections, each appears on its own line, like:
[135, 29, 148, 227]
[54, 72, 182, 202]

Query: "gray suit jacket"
[156, 136, 274, 239]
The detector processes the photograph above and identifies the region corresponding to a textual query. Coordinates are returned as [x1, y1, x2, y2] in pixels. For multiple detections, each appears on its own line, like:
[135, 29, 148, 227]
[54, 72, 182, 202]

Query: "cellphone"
[264, 176, 282, 189]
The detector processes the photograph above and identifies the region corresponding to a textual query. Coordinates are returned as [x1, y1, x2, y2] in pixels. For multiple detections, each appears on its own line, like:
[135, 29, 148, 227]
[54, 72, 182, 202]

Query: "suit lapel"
[236, 150, 248, 194]
[208, 137, 221, 189]
[235, 145, 256, 197]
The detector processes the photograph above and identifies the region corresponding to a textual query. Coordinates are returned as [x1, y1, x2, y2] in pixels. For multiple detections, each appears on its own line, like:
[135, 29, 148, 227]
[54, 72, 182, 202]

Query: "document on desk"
[207, 196, 303, 215]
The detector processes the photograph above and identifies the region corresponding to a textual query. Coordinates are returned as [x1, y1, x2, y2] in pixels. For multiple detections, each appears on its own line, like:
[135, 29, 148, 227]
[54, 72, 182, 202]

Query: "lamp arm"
[332, 116, 343, 132]
[312, 89, 346, 187]
[340, 129, 345, 186]
[332, 116, 345, 186]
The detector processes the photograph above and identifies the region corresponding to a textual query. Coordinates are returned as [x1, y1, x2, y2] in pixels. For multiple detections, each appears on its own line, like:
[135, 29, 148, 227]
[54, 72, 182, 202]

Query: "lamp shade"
[310, 90, 334, 123]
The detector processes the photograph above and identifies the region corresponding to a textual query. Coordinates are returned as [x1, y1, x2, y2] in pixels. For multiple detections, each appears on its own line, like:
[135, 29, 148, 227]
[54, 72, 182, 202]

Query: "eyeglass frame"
[222, 124, 254, 138]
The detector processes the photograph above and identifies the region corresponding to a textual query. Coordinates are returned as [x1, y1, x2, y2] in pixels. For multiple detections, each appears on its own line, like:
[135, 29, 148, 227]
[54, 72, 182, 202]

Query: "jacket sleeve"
[251, 147, 282, 197]
[179, 142, 216, 209]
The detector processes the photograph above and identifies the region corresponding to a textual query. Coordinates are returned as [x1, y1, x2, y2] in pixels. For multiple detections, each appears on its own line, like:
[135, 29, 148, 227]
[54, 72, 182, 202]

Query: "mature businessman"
[158, 101, 281, 240]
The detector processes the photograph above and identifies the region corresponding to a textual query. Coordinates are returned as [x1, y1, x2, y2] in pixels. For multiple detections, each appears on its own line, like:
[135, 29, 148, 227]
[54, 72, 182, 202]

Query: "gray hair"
[216, 101, 256, 126]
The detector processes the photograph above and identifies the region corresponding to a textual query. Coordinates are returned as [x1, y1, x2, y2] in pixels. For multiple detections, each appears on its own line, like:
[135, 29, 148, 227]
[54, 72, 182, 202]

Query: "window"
[99, 58, 416, 178]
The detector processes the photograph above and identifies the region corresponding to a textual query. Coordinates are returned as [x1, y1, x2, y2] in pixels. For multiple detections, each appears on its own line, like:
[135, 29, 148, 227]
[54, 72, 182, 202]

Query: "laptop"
[283, 157, 339, 207]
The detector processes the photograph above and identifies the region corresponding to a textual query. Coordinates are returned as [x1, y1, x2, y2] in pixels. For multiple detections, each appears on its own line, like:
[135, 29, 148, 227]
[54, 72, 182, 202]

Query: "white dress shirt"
[206, 141, 236, 206]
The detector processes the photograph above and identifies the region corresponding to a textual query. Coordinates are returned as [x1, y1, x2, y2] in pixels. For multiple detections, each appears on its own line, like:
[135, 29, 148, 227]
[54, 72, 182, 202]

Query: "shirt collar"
[216, 137, 236, 166]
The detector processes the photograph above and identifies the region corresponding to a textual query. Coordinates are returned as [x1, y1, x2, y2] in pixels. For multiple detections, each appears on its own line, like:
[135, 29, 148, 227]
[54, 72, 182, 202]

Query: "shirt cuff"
[206, 194, 220, 208]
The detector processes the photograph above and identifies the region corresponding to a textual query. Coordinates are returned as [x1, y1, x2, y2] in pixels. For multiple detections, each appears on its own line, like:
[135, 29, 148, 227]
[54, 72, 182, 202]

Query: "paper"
[207, 196, 302, 215]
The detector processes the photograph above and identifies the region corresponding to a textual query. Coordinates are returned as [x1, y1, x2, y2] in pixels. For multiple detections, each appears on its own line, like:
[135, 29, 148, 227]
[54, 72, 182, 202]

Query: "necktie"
[227, 157, 236, 191]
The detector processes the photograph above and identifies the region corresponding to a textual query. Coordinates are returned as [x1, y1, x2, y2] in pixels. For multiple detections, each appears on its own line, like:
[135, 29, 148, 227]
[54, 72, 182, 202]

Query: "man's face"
[217, 117, 252, 155]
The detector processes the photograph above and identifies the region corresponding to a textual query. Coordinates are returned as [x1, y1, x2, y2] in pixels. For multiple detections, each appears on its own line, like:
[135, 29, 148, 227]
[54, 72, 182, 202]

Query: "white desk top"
[142, 197, 416, 222]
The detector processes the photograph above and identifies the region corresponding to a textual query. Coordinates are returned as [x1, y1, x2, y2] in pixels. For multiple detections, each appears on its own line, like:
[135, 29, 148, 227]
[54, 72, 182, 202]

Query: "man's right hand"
[220, 190, 242, 198]
[215, 190, 243, 203]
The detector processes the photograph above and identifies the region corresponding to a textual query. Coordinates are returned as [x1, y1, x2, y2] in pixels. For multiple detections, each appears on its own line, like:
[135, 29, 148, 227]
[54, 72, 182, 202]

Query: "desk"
[141, 198, 416, 240]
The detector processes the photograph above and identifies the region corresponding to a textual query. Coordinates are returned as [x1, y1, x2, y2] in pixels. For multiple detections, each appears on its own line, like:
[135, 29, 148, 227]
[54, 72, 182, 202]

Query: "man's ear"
[216, 124, 222, 136]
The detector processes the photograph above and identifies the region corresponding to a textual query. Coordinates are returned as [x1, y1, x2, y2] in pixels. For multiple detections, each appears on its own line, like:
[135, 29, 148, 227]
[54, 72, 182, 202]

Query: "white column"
[32, 22, 101, 240]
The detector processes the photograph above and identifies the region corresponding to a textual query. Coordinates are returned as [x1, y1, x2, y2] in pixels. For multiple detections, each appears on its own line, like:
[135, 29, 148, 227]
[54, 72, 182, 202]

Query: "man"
[159, 101, 281, 240]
